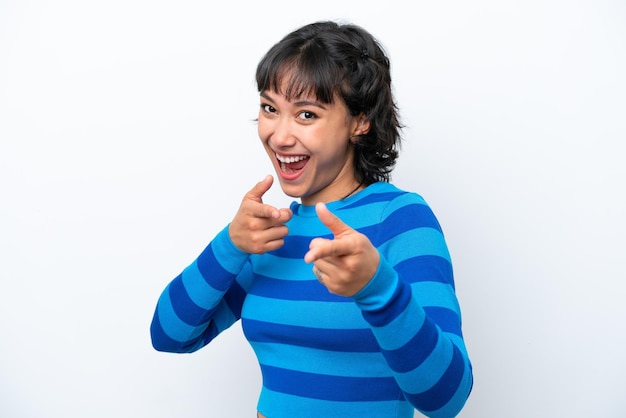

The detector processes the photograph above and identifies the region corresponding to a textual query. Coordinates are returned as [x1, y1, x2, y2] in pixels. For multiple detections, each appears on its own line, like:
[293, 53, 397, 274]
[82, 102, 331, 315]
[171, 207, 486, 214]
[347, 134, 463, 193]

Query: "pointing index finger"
[247, 175, 274, 203]
[315, 202, 352, 237]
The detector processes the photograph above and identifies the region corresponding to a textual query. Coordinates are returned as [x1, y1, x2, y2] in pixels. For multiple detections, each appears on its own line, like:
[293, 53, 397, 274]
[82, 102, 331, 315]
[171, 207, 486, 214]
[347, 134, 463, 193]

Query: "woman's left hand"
[304, 203, 380, 297]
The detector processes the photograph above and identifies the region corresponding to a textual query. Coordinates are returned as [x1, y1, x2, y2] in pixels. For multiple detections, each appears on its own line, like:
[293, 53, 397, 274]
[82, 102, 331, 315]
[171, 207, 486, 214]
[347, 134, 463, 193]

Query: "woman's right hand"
[228, 175, 292, 254]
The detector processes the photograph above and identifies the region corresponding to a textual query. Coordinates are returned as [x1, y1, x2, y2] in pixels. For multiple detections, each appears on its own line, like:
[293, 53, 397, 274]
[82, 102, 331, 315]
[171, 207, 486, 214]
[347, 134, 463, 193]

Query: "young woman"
[151, 21, 473, 418]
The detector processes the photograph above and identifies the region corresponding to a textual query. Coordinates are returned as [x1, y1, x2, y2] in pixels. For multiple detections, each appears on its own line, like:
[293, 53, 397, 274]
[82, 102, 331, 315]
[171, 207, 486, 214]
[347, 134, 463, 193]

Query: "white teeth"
[275, 153, 308, 163]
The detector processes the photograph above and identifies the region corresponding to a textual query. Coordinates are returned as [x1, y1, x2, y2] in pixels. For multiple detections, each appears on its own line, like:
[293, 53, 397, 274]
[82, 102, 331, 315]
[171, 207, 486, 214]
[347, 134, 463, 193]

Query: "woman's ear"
[350, 115, 371, 143]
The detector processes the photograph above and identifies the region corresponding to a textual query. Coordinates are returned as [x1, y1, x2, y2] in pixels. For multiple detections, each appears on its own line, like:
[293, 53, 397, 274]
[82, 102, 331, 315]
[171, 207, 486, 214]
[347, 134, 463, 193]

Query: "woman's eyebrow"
[293, 99, 327, 110]
[260, 91, 327, 110]
[259, 92, 275, 102]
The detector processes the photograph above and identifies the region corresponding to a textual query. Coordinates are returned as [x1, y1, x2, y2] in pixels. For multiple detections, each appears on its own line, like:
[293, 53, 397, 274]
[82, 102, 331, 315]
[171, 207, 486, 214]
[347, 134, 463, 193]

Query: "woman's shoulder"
[361, 182, 429, 207]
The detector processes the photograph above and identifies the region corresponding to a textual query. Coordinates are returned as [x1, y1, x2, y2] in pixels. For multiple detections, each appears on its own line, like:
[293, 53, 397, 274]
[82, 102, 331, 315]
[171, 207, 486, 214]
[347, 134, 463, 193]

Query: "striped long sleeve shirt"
[150, 182, 473, 417]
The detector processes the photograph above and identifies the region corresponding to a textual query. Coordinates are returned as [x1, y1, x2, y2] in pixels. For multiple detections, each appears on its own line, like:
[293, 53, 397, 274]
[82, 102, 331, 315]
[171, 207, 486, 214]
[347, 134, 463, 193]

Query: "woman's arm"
[150, 176, 292, 353]
[150, 226, 252, 353]
[354, 193, 473, 417]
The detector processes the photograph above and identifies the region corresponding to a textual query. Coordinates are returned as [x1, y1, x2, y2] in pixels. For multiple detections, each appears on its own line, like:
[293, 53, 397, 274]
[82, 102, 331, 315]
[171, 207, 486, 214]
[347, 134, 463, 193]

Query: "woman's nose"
[271, 119, 297, 148]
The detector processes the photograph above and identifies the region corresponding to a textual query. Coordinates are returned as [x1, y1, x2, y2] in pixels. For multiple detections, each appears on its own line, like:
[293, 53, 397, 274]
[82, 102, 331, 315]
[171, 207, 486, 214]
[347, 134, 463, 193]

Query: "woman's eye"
[261, 104, 276, 113]
[298, 111, 316, 120]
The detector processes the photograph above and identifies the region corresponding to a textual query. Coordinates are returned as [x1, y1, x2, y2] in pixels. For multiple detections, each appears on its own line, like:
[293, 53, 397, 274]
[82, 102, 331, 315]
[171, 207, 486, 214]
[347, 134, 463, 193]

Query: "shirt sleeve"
[352, 193, 473, 417]
[150, 225, 252, 353]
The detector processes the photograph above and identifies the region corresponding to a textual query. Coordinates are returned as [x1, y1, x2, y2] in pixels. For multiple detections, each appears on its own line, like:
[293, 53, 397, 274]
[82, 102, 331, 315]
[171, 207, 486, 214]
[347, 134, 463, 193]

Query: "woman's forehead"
[264, 64, 337, 104]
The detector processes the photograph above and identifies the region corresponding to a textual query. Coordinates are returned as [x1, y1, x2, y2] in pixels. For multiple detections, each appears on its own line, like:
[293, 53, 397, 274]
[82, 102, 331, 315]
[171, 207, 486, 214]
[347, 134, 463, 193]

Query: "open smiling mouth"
[276, 153, 310, 175]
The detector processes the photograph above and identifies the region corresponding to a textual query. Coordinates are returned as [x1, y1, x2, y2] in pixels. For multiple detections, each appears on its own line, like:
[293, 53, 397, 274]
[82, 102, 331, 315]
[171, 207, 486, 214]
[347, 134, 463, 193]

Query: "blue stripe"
[242, 294, 367, 329]
[368, 299, 426, 351]
[150, 310, 183, 350]
[169, 278, 216, 326]
[411, 281, 461, 312]
[408, 344, 466, 412]
[207, 300, 239, 336]
[252, 253, 319, 279]
[270, 234, 330, 259]
[382, 317, 439, 373]
[223, 279, 246, 319]
[252, 342, 389, 377]
[257, 388, 414, 418]
[248, 276, 350, 302]
[385, 202, 441, 231]
[364, 203, 442, 246]
[425, 364, 473, 417]
[395, 255, 453, 286]
[362, 278, 412, 327]
[150, 311, 207, 353]
[181, 261, 225, 310]
[196, 245, 231, 291]
[261, 365, 400, 402]
[209, 228, 249, 274]
[282, 214, 332, 235]
[378, 228, 451, 264]
[392, 332, 451, 394]
[243, 318, 378, 351]
[332, 202, 391, 229]
[157, 285, 208, 343]
[342, 191, 405, 209]
[424, 306, 462, 336]
[233, 261, 256, 292]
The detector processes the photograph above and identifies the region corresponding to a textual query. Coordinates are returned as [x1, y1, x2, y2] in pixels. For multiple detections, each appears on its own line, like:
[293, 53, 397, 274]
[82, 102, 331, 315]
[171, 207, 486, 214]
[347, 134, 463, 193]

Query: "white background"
[1, 1, 625, 417]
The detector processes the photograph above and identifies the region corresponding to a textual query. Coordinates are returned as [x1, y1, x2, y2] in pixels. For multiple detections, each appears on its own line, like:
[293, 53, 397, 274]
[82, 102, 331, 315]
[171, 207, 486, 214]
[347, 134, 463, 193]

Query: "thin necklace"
[342, 182, 364, 200]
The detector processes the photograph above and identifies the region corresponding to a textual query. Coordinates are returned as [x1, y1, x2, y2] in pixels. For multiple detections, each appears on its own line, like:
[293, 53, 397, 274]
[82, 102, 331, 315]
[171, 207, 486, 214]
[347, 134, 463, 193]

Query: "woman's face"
[257, 86, 368, 206]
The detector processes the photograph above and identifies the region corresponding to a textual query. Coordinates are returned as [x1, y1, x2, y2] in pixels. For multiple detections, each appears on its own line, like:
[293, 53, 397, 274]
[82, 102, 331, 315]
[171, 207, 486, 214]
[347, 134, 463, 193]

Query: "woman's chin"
[277, 184, 303, 199]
